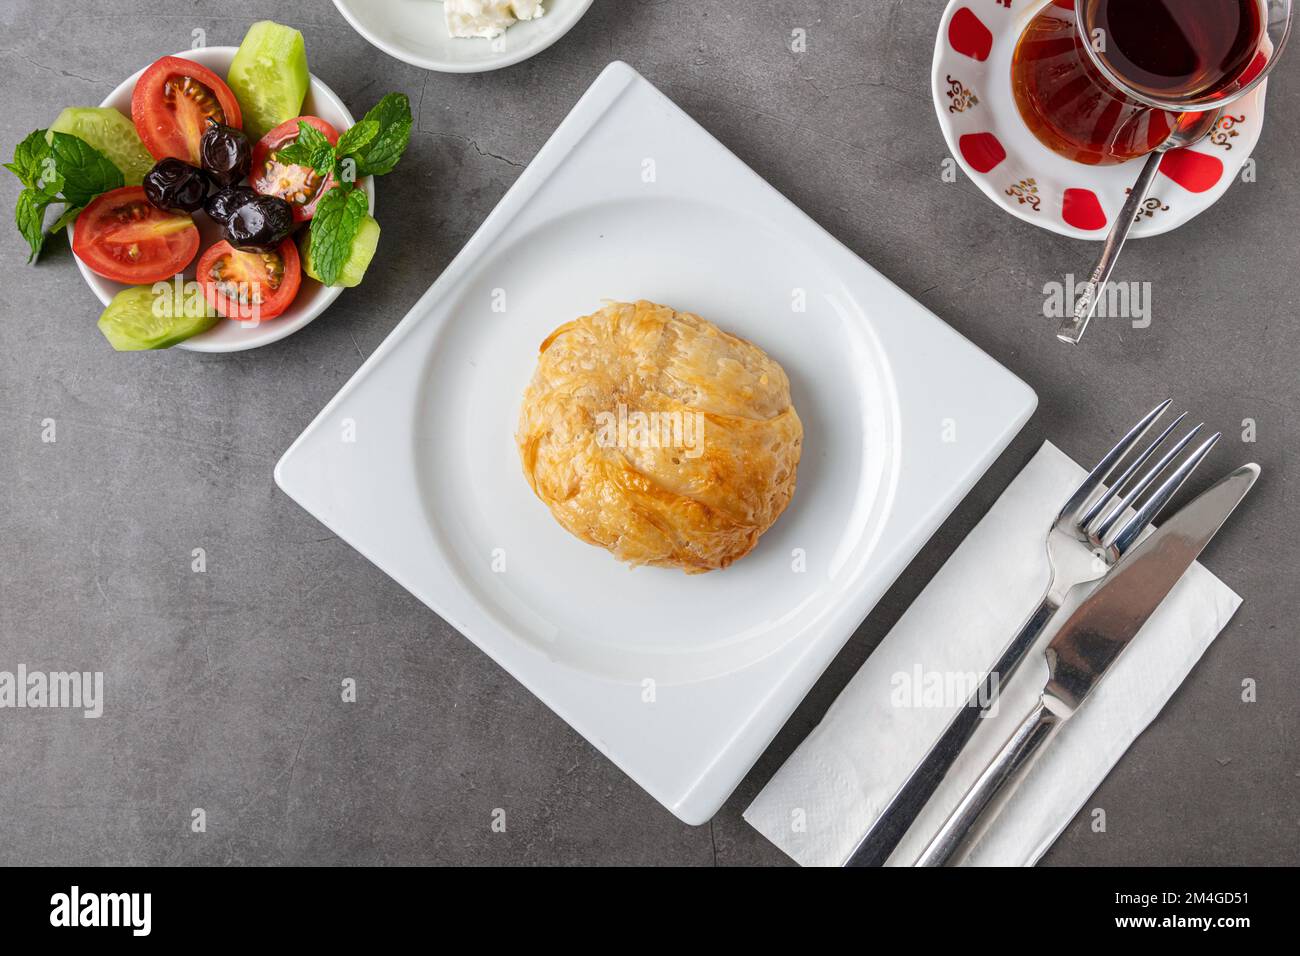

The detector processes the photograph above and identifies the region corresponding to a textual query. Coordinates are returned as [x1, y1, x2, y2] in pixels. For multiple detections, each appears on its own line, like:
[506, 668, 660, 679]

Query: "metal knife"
[912, 462, 1259, 866]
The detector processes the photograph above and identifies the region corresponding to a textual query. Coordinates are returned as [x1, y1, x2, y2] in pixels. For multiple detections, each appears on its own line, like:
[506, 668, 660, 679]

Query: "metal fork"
[843, 399, 1221, 866]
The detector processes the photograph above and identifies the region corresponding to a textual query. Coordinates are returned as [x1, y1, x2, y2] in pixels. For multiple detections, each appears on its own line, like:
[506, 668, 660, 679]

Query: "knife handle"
[913, 696, 1064, 866]
[842, 598, 1057, 867]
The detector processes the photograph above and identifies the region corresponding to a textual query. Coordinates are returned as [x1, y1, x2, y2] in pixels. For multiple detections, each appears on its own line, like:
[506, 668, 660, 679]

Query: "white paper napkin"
[744, 441, 1243, 866]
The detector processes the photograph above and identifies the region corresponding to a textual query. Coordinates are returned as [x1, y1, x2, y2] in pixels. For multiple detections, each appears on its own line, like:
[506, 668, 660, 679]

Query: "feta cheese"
[444, 0, 546, 40]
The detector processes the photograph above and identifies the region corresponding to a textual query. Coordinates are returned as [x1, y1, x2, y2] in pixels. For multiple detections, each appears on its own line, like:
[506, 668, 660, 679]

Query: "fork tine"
[1077, 411, 1188, 531]
[1090, 422, 1204, 542]
[1057, 398, 1171, 524]
[1103, 431, 1222, 558]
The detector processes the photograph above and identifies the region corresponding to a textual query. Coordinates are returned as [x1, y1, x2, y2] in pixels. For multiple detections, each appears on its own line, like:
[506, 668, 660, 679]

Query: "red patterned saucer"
[933, 0, 1267, 239]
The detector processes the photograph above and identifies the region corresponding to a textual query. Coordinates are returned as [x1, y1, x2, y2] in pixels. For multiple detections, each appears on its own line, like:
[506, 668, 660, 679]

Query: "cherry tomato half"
[197, 238, 301, 322]
[251, 116, 340, 222]
[132, 56, 243, 164]
[73, 186, 200, 284]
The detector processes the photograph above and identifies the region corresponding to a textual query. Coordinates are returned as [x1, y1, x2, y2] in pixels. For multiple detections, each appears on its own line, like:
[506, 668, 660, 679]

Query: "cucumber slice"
[49, 107, 154, 185]
[97, 284, 219, 351]
[227, 21, 310, 140]
[302, 214, 381, 288]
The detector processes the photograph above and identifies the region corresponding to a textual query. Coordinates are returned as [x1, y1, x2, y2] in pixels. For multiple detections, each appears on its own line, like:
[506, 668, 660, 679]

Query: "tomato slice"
[73, 186, 200, 284]
[132, 56, 243, 164]
[251, 116, 340, 222]
[197, 239, 301, 322]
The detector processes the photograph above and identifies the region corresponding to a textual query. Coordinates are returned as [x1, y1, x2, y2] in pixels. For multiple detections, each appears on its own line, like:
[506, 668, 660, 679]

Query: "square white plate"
[275, 61, 1037, 825]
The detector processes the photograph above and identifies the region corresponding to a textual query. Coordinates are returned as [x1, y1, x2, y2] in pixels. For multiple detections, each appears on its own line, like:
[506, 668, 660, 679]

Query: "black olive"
[142, 158, 209, 213]
[204, 185, 259, 225]
[199, 118, 252, 188]
[225, 194, 295, 251]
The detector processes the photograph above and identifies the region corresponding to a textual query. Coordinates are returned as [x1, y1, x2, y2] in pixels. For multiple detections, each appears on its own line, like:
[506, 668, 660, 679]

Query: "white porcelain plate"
[933, 0, 1266, 239]
[76, 46, 376, 353]
[275, 62, 1037, 824]
[331, 0, 595, 73]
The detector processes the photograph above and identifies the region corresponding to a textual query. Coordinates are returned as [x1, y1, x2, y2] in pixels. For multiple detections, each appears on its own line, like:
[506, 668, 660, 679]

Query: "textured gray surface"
[0, 0, 1295, 866]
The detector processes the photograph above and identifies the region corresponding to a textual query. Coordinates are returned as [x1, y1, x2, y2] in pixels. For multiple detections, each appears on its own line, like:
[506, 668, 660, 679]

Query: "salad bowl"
[72, 46, 377, 353]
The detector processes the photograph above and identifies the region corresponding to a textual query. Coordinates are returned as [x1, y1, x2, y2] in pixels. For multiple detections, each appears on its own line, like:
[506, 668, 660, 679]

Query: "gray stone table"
[1, 0, 1295, 865]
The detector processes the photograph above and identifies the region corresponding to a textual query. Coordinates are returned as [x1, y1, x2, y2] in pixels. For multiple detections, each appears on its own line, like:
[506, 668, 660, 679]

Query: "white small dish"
[331, 0, 595, 73]
[275, 62, 1037, 824]
[933, 0, 1266, 239]
[73, 46, 376, 353]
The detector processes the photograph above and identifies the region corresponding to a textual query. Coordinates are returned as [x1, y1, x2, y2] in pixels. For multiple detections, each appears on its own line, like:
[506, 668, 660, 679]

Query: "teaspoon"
[1057, 108, 1224, 345]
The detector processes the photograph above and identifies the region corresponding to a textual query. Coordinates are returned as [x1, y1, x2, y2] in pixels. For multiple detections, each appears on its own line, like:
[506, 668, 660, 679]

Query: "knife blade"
[914, 462, 1259, 866]
[1044, 461, 1259, 715]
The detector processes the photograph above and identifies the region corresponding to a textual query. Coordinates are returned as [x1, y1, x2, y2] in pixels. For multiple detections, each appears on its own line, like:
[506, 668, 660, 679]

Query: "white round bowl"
[332, 0, 595, 73]
[73, 45, 376, 352]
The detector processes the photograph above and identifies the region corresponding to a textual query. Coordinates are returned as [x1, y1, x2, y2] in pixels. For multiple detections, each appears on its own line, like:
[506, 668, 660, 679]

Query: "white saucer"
[933, 0, 1266, 239]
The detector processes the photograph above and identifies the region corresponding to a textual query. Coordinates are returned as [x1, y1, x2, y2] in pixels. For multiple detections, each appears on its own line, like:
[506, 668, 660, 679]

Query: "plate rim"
[406, 197, 904, 685]
[275, 60, 1038, 823]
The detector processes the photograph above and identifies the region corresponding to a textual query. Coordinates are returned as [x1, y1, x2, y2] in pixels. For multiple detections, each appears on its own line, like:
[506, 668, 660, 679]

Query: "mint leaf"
[48, 204, 83, 235]
[274, 141, 308, 166]
[48, 131, 123, 207]
[308, 184, 369, 286]
[295, 121, 331, 153]
[337, 119, 379, 160]
[286, 94, 411, 184]
[5, 130, 53, 189]
[16, 189, 52, 262]
[334, 120, 379, 186]
[8, 128, 122, 262]
[275, 126, 316, 165]
[276, 121, 336, 176]
[352, 93, 412, 177]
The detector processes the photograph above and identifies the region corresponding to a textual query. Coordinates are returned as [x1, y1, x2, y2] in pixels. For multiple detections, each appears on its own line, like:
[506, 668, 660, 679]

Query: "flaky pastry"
[516, 300, 802, 573]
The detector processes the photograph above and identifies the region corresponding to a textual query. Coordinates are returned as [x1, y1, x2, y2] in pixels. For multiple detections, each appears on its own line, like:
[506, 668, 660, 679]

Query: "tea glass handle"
[1057, 149, 1163, 345]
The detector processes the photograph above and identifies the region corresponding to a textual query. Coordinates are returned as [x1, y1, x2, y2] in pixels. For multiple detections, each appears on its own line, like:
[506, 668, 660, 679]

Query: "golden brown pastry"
[516, 300, 802, 573]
